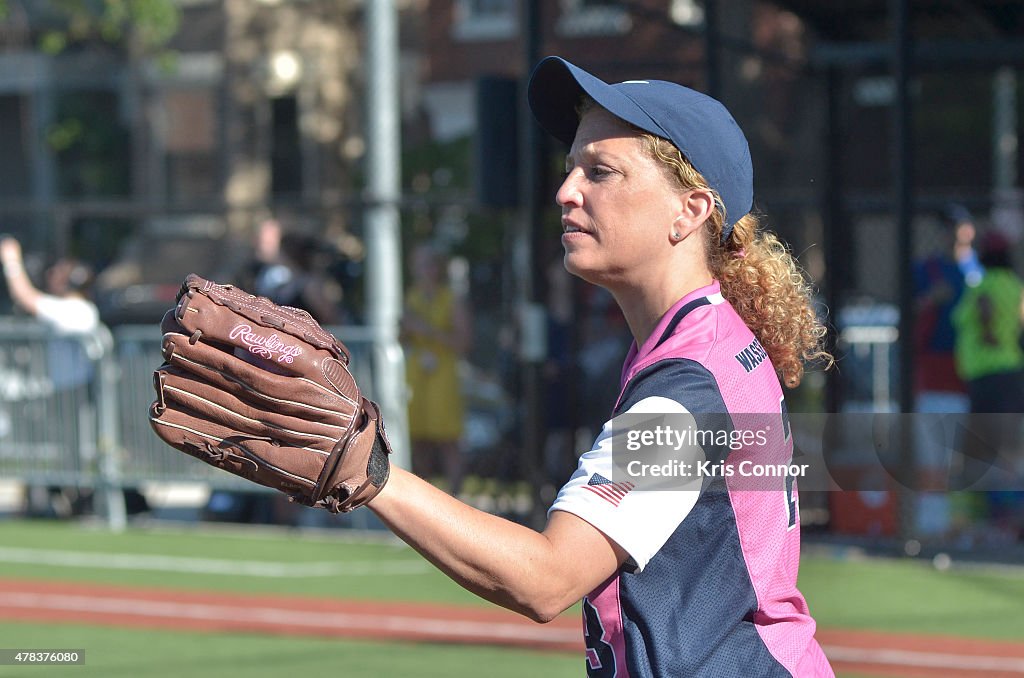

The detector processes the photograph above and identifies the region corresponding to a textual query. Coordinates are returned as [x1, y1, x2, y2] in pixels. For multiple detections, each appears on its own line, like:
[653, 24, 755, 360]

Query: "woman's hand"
[0, 237, 23, 270]
[0, 235, 24, 274]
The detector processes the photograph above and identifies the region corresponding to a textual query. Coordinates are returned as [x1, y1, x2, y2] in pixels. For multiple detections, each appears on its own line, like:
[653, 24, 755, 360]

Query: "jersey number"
[583, 598, 616, 677]
[781, 396, 798, 529]
[785, 471, 798, 529]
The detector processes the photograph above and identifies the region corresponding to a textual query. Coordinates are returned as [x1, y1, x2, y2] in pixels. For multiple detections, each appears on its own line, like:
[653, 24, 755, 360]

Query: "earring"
[672, 216, 685, 241]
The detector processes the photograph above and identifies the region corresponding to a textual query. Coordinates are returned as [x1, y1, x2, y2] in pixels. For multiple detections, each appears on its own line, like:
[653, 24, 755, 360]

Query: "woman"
[402, 242, 472, 493]
[368, 57, 833, 676]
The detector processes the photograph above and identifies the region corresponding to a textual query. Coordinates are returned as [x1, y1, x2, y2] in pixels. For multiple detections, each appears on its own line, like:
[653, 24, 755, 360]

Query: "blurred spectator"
[1, 237, 99, 388]
[946, 204, 984, 287]
[952, 230, 1024, 541]
[1, 237, 98, 336]
[0, 236, 148, 517]
[542, 252, 576, 482]
[215, 218, 349, 524]
[243, 218, 346, 325]
[245, 217, 286, 294]
[952, 230, 1024, 414]
[273, 232, 346, 325]
[911, 208, 972, 538]
[913, 214, 970, 414]
[577, 286, 632, 437]
[402, 243, 472, 494]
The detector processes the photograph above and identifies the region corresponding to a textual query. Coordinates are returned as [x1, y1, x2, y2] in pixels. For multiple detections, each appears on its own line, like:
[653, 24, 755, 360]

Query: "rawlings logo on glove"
[229, 324, 304, 364]
[148, 274, 391, 513]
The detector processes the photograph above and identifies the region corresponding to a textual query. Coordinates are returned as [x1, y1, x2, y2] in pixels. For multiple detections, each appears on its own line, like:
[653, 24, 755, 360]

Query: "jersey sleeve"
[548, 394, 702, 572]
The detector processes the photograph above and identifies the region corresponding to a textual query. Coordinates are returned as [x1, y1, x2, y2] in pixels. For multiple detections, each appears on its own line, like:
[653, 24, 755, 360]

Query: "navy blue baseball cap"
[527, 56, 753, 236]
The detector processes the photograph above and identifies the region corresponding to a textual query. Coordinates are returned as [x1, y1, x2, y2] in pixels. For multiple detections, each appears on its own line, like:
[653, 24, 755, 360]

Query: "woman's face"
[556, 108, 683, 289]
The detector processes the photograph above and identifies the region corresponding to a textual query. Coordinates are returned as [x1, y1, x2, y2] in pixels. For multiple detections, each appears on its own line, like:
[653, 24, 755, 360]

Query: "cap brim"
[527, 56, 668, 147]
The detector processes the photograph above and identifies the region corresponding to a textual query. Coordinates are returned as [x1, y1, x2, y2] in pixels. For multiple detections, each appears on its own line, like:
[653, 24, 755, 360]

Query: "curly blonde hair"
[638, 132, 832, 388]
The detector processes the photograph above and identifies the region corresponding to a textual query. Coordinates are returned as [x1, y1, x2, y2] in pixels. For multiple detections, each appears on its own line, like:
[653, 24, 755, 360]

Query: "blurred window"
[452, 0, 517, 41]
[557, 0, 631, 37]
[0, 95, 30, 198]
[52, 89, 130, 198]
[160, 87, 220, 203]
[270, 95, 302, 198]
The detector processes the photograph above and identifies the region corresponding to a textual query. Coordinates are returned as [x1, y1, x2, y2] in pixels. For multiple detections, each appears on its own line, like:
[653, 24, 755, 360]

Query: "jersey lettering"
[583, 598, 616, 677]
[734, 337, 768, 372]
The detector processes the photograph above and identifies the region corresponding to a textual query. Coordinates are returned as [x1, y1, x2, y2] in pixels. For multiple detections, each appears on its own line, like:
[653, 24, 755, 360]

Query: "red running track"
[1, 578, 1023, 677]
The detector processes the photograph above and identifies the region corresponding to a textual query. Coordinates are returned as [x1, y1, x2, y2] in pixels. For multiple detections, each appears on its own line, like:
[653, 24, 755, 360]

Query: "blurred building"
[411, 1, 1024, 540]
[1, 1, 1022, 324]
[1, 1, 1022, 407]
[417, 1, 820, 224]
[1, 0, 1023, 543]
[0, 0, 381, 323]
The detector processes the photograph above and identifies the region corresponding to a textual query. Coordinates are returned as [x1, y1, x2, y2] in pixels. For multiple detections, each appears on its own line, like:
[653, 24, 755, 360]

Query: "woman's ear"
[672, 189, 716, 241]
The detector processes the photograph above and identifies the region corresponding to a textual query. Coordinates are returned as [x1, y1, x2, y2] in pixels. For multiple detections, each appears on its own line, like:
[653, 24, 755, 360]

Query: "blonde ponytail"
[708, 213, 831, 388]
[638, 132, 832, 388]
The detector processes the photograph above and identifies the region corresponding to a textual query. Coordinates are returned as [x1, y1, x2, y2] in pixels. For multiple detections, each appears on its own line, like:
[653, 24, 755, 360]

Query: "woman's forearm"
[367, 466, 620, 622]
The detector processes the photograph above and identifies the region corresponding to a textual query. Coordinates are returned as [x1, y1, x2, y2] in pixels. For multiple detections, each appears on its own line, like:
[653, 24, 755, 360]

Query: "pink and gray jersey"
[550, 281, 834, 677]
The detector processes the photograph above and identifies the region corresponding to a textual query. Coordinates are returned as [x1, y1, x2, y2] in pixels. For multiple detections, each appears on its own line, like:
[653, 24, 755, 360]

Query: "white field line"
[823, 645, 1024, 674]
[0, 547, 430, 577]
[0, 592, 579, 646]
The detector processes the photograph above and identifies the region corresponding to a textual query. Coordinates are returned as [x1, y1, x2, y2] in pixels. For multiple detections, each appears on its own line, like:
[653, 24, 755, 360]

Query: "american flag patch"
[583, 473, 635, 507]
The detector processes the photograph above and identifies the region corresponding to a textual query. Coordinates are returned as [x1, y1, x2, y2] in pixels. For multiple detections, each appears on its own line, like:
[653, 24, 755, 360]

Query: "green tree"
[0, 0, 180, 54]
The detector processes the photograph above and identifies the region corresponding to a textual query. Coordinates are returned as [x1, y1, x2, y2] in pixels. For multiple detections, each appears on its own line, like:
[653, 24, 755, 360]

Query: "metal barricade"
[0, 318, 391, 529]
[0, 318, 125, 528]
[0, 319, 98, 484]
[837, 303, 900, 412]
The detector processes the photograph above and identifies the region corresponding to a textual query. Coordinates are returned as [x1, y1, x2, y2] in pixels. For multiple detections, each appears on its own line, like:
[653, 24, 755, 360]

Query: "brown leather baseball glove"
[149, 274, 391, 513]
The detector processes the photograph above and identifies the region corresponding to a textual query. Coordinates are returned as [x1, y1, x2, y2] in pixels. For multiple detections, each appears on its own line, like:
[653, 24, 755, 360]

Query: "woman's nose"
[556, 170, 582, 207]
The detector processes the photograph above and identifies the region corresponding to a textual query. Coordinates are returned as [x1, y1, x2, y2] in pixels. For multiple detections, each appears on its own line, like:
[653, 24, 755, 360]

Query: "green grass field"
[0, 520, 477, 605]
[0, 519, 1022, 677]
[0, 622, 583, 678]
[800, 552, 1024, 640]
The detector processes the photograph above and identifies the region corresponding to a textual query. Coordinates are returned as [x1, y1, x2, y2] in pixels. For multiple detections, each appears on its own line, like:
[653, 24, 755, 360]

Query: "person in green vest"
[951, 229, 1024, 540]
[952, 230, 1024, 414]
